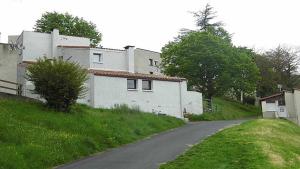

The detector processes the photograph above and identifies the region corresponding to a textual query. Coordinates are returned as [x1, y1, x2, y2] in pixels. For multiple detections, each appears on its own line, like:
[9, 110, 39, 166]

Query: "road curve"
[57, 120, 246, 169]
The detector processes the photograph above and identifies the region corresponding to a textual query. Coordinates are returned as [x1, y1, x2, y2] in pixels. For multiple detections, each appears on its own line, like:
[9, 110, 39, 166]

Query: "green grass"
[0, 98, 184, 169]
[160, 119, 300, 169]
[187, 97, 261, 121]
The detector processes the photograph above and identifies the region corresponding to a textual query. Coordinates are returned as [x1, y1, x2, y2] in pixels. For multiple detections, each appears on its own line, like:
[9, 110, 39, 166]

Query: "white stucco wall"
[92, 75, 185, 118]
[22, 31, 52, 61]
[184, 91, 203, 115]
[20, 31, 90, 62]
[59, 48, 90, 68]
[90, 48, 127, 71]
[0, 43, 18, 94]
[134, 48, 162, 75]
[294, 90, 300, 124]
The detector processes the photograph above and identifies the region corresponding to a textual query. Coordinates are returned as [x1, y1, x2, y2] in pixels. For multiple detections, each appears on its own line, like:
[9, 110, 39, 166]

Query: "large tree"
[255, 45, 300, 96]
[180, 3, 231, 42]
[192, 3, 223, 31]
[34, 12, 102, 47]
[229, 47, 260, 101]
[161, 31, 231, 99]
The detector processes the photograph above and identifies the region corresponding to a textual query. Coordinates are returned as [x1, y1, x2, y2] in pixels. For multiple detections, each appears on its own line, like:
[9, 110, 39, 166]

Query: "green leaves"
[161, 31, 260, 99]
[34, 12, 102, 47]
[26, 57, 88, 112]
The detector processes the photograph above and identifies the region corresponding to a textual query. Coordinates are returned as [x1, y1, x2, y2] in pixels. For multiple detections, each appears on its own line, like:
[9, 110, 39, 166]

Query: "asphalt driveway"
[57, 120, 246, 169]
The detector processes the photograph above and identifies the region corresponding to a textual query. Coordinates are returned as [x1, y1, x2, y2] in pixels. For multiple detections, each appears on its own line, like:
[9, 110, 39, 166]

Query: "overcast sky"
[1, 0, 300, 52]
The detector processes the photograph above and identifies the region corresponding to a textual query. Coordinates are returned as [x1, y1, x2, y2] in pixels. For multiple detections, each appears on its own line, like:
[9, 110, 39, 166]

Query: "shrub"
[26, 57, 88, 112]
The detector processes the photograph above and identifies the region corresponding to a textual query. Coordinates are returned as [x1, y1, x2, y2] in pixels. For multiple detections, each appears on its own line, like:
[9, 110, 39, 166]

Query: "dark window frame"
[93, 53, 103, 63]
[127, 79, 137, 90]
[142, 80, 152, 90]
[149, 59, 153, 66]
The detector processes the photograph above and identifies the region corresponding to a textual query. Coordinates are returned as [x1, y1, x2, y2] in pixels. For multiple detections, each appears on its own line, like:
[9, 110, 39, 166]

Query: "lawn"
[160, 119, 300, 169]
[187, 97, 261, 121]
[0, 97, 184, 169]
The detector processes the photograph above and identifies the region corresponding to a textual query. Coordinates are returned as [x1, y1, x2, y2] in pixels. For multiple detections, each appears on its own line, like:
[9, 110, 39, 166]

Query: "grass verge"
[187, 97, 261, 121]
[0, 98, 184, 169]
[160, 119, 300, 169]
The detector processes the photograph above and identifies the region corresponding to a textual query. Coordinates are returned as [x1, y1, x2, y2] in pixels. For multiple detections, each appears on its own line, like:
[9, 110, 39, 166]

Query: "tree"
[34, 12, 102, 47]
[229, 47, 260, 101]
[161, 31, 231, 99]
[192, 3, 223, 31]
[26, 58, 88, 112]
[255, 54, 279, 97]
[264, 46, 300, 90]
[179, 4, 231, 42]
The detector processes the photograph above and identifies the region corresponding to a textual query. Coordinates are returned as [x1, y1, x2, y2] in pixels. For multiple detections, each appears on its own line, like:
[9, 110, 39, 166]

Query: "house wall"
[285, 91, 297, 123]
[90, 48, 127, 71]
[183, 91, 203, 115]
[134, 48, 161, 75]
[20, 30, 90, 61]
[59, 48, 90, 68]
[0, 43, 18, 94]
[92, 75, 187, 118]
[294, 90, 300, 125]
[21, 31, 52, 61]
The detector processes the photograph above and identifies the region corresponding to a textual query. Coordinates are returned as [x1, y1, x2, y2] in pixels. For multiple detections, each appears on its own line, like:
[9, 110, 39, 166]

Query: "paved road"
[57, 120, 245, 169]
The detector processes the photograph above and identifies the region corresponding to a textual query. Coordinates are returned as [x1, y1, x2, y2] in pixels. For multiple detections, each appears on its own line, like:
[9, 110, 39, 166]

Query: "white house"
[261, 89, 300, 125]
[8, 29, 203, 118]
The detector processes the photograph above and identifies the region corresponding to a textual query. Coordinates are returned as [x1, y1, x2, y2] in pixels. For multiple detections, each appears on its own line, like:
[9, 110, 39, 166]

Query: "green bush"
[26, 57, 88, 112]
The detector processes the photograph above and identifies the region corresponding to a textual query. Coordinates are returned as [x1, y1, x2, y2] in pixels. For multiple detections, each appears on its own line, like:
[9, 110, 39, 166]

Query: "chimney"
[124, 45, 135, 73]
[51, 29, 59, 57]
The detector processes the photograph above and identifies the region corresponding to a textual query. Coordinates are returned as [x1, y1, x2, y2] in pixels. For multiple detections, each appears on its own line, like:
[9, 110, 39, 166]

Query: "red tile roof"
[57, 45, 90, 48]
[260, 92, 284, 101]
[89, 69, 186, 82]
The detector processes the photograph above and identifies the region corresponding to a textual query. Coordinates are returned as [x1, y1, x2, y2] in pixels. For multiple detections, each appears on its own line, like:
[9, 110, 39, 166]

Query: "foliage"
[0, 98, 184, 169]
[255, 45, 300, 97]
[26, 57, 88, 112]
[161, 31, 231, 99]
[162, 4, 259, 100]
[160, 119, 300, 169]
[228, 47, 260, 98]
[34, 12, 102, 47]
[192, 3, 223, 31]
[185, 97, 261, 121]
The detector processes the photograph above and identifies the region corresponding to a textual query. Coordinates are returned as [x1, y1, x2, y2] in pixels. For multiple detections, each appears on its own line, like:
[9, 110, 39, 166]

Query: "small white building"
[9, 29, 203, 118]
[261, 89, 300, 125]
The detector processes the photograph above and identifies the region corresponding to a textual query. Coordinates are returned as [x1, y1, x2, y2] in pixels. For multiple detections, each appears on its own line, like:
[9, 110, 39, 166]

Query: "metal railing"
[0, 79, 22, 95]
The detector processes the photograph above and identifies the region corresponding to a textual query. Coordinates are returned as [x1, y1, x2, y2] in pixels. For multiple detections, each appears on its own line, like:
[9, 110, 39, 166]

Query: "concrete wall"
[294, 90, 300, 125]
[59, 48, 90, 68]
[92, 75, 186, 118]
[20, 30, 90, 61]
[0, 43, 18, 94]
[134, 48, 161, 75]
[90, 48, 127, 71]
[184, 91, 203, 115]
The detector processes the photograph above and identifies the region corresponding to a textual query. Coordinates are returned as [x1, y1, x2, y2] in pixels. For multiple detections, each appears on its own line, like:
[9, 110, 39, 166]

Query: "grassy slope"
[188, 97, 261, 121]
[0, 98, 184, 169]
[160, 119, 300, 169]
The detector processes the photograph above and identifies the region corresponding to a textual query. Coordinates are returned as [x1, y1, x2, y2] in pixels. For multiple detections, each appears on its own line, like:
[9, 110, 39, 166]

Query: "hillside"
[0, 97, 184, 169]
[188, 97, 261, 121]
[160, 119, 300, 169]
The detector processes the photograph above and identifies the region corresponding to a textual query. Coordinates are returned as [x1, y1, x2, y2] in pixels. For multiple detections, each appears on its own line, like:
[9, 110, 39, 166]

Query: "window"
[142, 80, 152, 90]
[149, 72, 153, 74]
[93, 53, 103, 63]
[278, 99, 285, 106]
[127, 79, 137, 90]
[154, 60, 158, 66]
[280, 107, 285, 112]
[149, 59, 153, 66]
